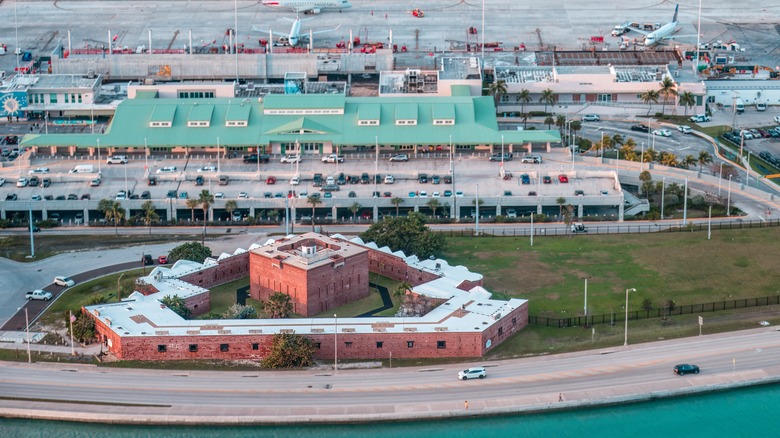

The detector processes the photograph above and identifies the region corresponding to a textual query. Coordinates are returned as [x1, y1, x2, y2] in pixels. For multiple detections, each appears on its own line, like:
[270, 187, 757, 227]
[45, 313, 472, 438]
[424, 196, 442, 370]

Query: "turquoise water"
[2, 383, 777, 437]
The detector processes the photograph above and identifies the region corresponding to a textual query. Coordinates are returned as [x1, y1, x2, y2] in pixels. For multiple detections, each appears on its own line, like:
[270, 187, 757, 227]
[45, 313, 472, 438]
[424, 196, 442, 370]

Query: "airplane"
[260, 0, 352, 15]
[630, 4, 683, 46]
[252, 14, 340, 47]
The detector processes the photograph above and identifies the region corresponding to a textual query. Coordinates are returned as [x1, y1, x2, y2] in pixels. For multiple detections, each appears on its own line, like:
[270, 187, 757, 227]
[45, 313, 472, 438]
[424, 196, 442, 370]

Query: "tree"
[562, 205, 575, 238]
[569, 121, 582, 141]
[642, 148, 658, 164]
[680, 154, 696, 169]
[348, 202, 361, 222]
[517, 88, 532, 116]
[306, 195, 322, 231]
[222, 304, 257, 319]
[697, 151, 713, 172]
[556, 197, 566, 219]
[225, 200, 238, 221]
[679, 91, 696, 116]
[611, 133, 625, 147]
[544, 116, 555, 130]
[426, 198, 441, 218]
[539, 88, 555, 114]
[639, 170, 653, 197]
[359, 212, 446, 259]
[519, 112, 529, 130]
[168, 241, 212, 264]
[261, 332, 316, 369]
[488, 79, 508, 110]
[266, 209, 280, 223]
[641, 298, 653, 312]
[641, 89, 659, 115]
[393, 281, 412, 299]
[660, 151, 678, 167]
[198, 189, 214, 225]
[186, 198, 199, 222]
[141, 201, 159, 235]
[658, 76, 677, 116]
[391, 197, 404, 217]
[70, 310, 96, 344]
[98, 199, 124, 236]
[160, 295, 191, 319]
[555, 115, 566, 136]
[620, 144, 637, 161]
[264, 292, 293, 319]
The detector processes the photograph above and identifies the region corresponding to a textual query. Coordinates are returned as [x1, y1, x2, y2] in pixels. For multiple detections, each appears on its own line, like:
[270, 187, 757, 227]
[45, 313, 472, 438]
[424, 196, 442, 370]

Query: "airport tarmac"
[1, 0, 779, 75]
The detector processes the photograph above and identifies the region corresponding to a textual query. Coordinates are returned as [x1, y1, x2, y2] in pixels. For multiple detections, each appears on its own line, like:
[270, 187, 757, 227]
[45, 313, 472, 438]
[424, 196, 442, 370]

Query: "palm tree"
[306, 195, 322, 231]
[642, 149, 658, 164]
[391, 197, 404, 217]
[680, 154, 696, 169]
[679, 91, 696, 116]
[517, 88, 532, 115]
[224, 200, 238, 222]
[98, 199, 124, 236]
[198, 189, 214, 239]
[569, 120, 582, 143]
[539, 88, 555, 114]
[141, 201, 158, 235]
[519, 112, 529, 129]
[611, 133, 625, 147]
[562, 205, 575, 238]
[658, 76, 677, 116]
[426, 199, 441, 218]
[641, 89, 659, 116]
[393, 281, 413, 302]
[697, 151, 713, 172]
[186, 198, 199, 222]
[555, 115, 566, 136]
[660, 152, 678, 167]
[556, 197, 566, 219]
[620, 144, 637, 161]
[348, 202, 361, 222]
[639, 170, 653, 197]
[544, 116, 555, 130]
[488, 79, 507, 111]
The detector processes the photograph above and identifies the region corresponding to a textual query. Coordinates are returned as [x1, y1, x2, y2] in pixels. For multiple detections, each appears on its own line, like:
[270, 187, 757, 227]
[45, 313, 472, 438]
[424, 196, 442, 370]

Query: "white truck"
[611, 22, 631, 37]
[69, 164, 95, 174]
[25, 289, 53, 301]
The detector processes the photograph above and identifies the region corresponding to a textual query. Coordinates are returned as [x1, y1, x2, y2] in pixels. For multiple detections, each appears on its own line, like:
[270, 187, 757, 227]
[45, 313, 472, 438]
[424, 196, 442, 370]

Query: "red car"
[558, 175, 569, 183]
[266, 176, 277, 184]
[158, 256, 168, 264]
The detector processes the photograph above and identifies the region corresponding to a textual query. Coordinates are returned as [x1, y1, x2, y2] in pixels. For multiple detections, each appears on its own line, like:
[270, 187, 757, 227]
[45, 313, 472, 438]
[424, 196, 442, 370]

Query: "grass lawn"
[443, 228, 780, 319]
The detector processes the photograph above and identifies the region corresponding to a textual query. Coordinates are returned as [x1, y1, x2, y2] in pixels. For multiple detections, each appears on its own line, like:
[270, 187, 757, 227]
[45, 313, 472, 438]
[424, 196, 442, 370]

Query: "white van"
[735, 99, 745, 113]
[69, 164, 95, 174]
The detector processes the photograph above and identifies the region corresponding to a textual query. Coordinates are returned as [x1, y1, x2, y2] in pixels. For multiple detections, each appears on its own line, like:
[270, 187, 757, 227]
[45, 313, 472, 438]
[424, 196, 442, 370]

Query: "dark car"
[348, 191, 357, 198]
[81, 194, 91, 200]
[142, 254, 154, 266]
[337, 173, 347, 185]
[349, 175, 360, 185]
[313, 173, 323, 187]
[443, 175, 452, 184]
[243, 154, 270, 164]
[166, 190, 177, 198]
[195, 175, 204, 186]
[418, 173, 428, 183]
[631, 124, 650, 133]
[543, 176, 552, 184]
[360, 173, 370, 184]
[147, 176, 157, 186]
[673, 364, 700, 375]
[431, 175, 440, 184]
[5, 193, 17, 201]
[42, 178, 51, 188]
[141, 191, 151, 199]
[28, 177, 39, 187]
[67, 194, 78, 200]
[521, 174, 531, 184]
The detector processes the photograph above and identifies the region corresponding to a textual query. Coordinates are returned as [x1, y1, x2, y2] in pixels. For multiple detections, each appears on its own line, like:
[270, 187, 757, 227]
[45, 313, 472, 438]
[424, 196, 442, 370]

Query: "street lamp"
[727, 175, 732, 216]
[624, 288, 636, 347]
[18, 307, 31, 363]
[334, 314, 338, 372]
[718, 162, 724, 195]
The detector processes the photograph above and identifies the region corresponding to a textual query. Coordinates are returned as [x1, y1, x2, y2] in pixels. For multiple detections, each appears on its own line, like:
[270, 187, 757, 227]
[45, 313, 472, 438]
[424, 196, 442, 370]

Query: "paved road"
[1, 327, 779, 424]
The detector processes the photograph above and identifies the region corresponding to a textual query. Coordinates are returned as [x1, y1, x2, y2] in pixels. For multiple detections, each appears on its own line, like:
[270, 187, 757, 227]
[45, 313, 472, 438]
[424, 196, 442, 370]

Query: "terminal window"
[189, 344, 198, 352]
[220, 343, 229, 352]
[407, 341, 414, 348]
[376, 342, 383, 349]
[437, 341, 446, 349]
[157, 345, 167, 353]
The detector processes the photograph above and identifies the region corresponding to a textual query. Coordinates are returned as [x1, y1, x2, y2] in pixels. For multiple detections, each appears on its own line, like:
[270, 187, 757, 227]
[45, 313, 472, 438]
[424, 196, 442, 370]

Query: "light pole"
[683, 177, 688, 223]
[144, 138, 149, 176]
[727, 175, 732, 216]
[745, 151, 751, 187]
[661, 177, 666, 219]
[718, 162, 724, 195]
[96, 138, 102, 174]
[624, 288, 636, 347]
[583, 278, 589, 326]
[216, 137, 221, 173]
[334, 314, 338, 372]
[117, 273, 125, 301]
[501, 135, 504, 167]
[18, 307, 31, 363]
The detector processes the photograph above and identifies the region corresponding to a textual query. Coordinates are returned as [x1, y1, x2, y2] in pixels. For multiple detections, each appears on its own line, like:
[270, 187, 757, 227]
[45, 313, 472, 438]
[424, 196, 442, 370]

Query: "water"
[2, 383, 777, 437]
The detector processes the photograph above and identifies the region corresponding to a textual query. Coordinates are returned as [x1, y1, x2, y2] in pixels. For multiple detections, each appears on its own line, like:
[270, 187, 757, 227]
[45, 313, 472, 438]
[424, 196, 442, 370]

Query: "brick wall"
[480, 301, 529, 355]
[183, 291, 211, 317]
[366, 249, 441, 286]
[180, 252, 250, 290]
[119, 334, 275, 361]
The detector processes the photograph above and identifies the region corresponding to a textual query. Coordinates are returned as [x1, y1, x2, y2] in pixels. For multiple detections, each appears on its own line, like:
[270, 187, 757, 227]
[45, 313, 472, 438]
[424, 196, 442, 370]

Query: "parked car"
[431, 175, 440, 184]
[457, 367, 487, 380]
[520, 174, 530, 184]
[5, 193, 17, 201]
[74, 213, 84, 224]
[281, 154, 301, 163]
[677, 125, 692, 134]
[25, 290, 52, 301]
[418, 173, 428, 183]
[543, 175, 552, 184]
[141, 191, 151, 199]
[166, 190, 177, 198]
[142, 254, 154, 265]
[197, 165, 217, 172]
[218, 175, 229, 185]
[581, 114, 600, 122]
[238, 192, 249, 199]
[756, 102, 766, 111]
[28, 177, 39, 187]
[384, 175, 395, 184]
[158, 256, 168, 264]
[673, 364, 700, 375]
[443, 175, 452, 184]
[321, 154, 344, 163]
[443, 190, 453, 197]
[689, 114, 711, 123]
[0, 177, 5, 187]
[178, 192, 188, 199]
[214, 192, 224, 199]
[28, 167, 50, 174]
[266, 176, 277, 184]
[559, 174, 569, 183]
[520, 155, 542, 164]
[106, 156, 128, 164]
[16, 177, 28, 187]
[54, 276, 76, 287]
[506, 209, 517, 218]
[389, 154, 409, 162]
[195, 175, 204, 186]
[290, 176, 300, 185]
[156, 166, 177, 173]
[489, 152, 513, 161]
[81, 194, 91, 200]
[243, 154, 270, 164]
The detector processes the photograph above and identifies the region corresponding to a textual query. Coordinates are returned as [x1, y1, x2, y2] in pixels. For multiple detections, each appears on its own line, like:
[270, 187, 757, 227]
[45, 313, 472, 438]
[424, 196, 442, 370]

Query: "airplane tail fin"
[672, 4, 678, 23]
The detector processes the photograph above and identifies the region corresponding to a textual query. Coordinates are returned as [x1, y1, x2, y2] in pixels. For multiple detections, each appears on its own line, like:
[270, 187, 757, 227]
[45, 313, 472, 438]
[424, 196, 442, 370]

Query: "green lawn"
[443, 228, 780, 318]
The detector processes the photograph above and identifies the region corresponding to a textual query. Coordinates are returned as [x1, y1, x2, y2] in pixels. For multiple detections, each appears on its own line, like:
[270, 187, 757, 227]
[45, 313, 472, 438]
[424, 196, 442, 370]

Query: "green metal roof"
[450, 85, 472, 96]
[263, 94, 345, 110]
[21, 95, 560, 148]
[187, 104, 214, 122]
[134, 90, 159, 99]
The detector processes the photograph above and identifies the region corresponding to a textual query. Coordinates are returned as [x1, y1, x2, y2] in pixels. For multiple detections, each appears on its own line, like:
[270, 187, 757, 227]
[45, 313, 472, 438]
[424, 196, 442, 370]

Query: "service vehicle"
[611, 22, 631, 36]
[677, 125, 692, 134]
[653, 129, 672, 137]
[571, 223, 588, 233]
[281, 154, 301, 163]
[321, 154, 344, 163]
[69, 164, 95, 174]
[26, 289, 52, 301]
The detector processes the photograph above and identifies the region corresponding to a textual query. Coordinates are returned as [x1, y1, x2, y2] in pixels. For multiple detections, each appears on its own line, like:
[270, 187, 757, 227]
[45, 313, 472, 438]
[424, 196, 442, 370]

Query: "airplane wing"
[250, 26, 289, 38]
[310, 24, 341, 36]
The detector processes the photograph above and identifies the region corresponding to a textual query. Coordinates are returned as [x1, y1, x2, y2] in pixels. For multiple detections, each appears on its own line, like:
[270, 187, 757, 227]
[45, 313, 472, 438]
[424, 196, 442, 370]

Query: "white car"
[506, 209, 517, 218]
[432, 191, 440, 197]
[28, 167, 50, 174]
[298, 189, 308, 198]
[389, 154, 409, 162]
[197, 165, 217, 172]
[774, 116, 780, 124]
[581, 114, 600, 122]
[106, 156, 128, 164]
[238, 192, 249, 199]
[32, 195, 42, 201]
[232, 211, 243, 221]
[281, 154, 301, 163]
[326, 176, 335, 185]
[419, 191, 428, 198]
[677, 125, 692, 134]
[16, 177, 29, 187]
[652, 129, 672, 137]
[54, 276, 76, 287]
[457, 367, 487, 380]
[0, 177, 5, 186]
[115, 191, 127, 200]
[689, 114, 711, 123]
[384, 175, 395, 184]
[290, 176, 300, 185]
[214, 192, 225, 199]
[156, 166, 177, 173]
[321, 154, 344, 163]
[740, 130, 753, 140]
[455, 190, 464, 197]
